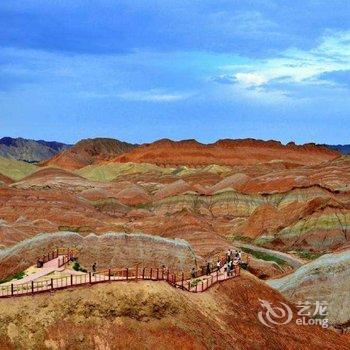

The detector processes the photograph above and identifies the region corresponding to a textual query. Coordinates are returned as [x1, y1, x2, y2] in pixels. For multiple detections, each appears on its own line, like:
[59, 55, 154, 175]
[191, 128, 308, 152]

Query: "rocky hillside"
[0, 137, 70, 163]
[41, 138, 136, 169]
[268, 249, 350, 330]
[1, 157, 350, 254]
[0, 232, 197, 280]
[0, 156, 37, 181]
[113, 138, 339, 167]
[0, 272, 348, 349]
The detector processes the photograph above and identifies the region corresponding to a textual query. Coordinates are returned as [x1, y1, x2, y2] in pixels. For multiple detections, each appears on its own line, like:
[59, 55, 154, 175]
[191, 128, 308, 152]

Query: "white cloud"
[219, 30, 350, 91]
[234, 72, 266, 87]
[116, 89, 193, 102]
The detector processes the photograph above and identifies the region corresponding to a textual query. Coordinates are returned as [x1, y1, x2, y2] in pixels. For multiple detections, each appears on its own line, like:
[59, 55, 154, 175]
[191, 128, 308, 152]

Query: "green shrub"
[0, 271, 25, 284]
[293, 250, 324, 260]
[72, 261, 87, 273]
[190, 278, 202, 288]
[241, 247, 287, 266]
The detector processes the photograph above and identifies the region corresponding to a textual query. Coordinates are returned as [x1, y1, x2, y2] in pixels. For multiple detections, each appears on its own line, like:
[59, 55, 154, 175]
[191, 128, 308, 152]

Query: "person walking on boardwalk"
[92, 262, 97, 276]
[216, 259, 221, 271]
[233, 258, 239, 275]
[191, 267, 196, 279]
[227, 259, 232, 276]
[227, 249, 231, 262]
[206, 262, 211, 275]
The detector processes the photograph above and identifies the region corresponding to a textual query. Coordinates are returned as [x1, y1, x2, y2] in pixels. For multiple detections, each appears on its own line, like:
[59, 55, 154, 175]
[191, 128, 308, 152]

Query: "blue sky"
[1, 0, 350, 144]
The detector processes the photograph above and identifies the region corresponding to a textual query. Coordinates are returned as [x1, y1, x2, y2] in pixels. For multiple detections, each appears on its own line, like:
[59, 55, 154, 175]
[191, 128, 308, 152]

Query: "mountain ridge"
[0, 137, 71, 163]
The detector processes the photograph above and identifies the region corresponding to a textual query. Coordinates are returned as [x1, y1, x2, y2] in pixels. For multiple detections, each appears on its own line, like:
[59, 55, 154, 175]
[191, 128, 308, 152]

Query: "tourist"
[37, 257, 44, 268]
[230, 249, 234, 260]
[233, 258, 239, 275]
[216, 259, 221, 271]
[206, 262, 211, 275]
[238, 250, 242, 262]
[191, 267, 196, 279]
[227, 259, 232, 276]
[92, 262, 97, 276]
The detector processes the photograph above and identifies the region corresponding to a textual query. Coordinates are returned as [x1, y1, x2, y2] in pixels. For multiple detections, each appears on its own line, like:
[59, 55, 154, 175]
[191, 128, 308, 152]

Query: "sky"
[1, 0, 350, 145]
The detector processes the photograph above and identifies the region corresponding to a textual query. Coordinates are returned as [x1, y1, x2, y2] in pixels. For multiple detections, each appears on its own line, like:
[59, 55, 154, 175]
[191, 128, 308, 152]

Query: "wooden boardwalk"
[0, 250, 241, 298]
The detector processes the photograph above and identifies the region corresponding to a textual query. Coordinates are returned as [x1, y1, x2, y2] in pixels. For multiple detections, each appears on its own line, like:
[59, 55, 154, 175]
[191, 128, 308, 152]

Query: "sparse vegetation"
[190, 278, 202, 288]
[228, 235, 253, 243]
[0, 271, 25, 284]
[72, 261, 87, 273]
[240, 247, 287, 266]
[58, 226, 91, 233]
[293, 250, 324, 260]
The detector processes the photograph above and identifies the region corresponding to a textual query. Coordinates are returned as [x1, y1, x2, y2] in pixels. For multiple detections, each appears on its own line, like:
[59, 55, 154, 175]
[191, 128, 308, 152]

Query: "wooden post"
[51, 278, 53, 290]
[195, 282, 198, 293]
[126, 268, 129, 281]
[89, 272, 92, 284]
[181, 273, 184, 289]
[31, 281, 34, 294]
[142, 268, 145, 280]
[150, 268, 153, 280]
[70, 274, 73, 286]
[202, 281, 204, 292]
[156, 268, 159, 280]
[11, 284, 14, 296]
[108, 269, 111, 281]
[136, 266, 138, 281]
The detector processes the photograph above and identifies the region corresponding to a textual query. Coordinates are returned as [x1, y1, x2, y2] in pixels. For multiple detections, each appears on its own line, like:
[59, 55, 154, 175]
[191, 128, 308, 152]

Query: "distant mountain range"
[325, 144, 350, 155]
[0, 137, 71, 163]
[0, 136, 349, 164]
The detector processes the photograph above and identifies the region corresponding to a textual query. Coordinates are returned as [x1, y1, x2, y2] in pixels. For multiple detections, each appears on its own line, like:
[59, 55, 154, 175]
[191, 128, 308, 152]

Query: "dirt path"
[232, 242, 305, 269]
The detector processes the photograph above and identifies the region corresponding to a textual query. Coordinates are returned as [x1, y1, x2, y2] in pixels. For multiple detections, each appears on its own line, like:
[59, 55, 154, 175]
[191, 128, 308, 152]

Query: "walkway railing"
[35, 248, 74, 268]
[0, 249, 243, 298]
[0, 265, 240, 298]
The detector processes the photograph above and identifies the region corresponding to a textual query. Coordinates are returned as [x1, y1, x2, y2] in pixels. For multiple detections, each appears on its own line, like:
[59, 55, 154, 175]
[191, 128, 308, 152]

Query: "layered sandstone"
[269, 249, 350, 328]
[112, 138, 339, 167]
[41, 138, 136, 170]
[0, 232, 197, 279]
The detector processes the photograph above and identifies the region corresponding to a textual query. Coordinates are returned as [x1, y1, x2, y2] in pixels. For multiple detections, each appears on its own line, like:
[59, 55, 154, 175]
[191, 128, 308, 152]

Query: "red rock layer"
[41, 138, 136, 170]
[112, 138, 339, 167]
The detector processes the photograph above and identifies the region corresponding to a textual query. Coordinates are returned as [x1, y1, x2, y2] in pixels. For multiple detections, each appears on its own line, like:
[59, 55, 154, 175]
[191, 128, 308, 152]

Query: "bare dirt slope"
[0, 272, 348, 350]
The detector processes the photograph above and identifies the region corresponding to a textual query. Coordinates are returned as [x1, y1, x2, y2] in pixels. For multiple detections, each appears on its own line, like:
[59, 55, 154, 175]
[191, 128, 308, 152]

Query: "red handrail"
[0, 250, 243, 298]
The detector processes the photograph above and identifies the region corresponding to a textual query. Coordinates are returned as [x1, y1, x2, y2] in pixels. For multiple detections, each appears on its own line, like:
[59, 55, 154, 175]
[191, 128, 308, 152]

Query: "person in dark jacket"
[92, 262, 97, 276]
[206, 262, 211, 275]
